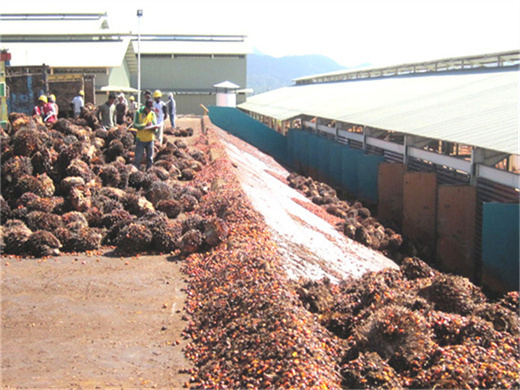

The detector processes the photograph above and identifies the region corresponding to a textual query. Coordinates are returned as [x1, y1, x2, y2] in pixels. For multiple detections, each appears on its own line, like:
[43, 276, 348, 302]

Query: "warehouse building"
[0, 12, 249, 115]
[133, 35, 248, 115]
[211, 50, 520, 293]
[1, 13, 137, 111]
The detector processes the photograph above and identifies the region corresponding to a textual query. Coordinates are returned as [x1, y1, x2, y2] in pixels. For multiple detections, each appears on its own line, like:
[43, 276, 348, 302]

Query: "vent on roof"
[173, 54, 212, 59]
[141, 54, 173, 59]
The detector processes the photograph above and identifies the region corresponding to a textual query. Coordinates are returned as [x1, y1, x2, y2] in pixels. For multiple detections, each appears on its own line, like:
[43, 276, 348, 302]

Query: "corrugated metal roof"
[239, 69, 519, 155]
[293, 50, 520, 83]
[133, 39, 251, 55]
[3, 39, 136, 69]
[0, 17, 108, 35]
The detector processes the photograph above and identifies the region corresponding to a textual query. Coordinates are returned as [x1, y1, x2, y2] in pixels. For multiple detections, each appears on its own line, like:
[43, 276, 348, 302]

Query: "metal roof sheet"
[238, 69, 519, 155]
[133, 39, 251, 55]
[3, 39, 136, 69]
[0, 16, 109, 35]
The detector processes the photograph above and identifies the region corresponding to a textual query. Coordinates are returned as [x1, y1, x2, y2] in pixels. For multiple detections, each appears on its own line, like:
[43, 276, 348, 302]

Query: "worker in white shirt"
[152, 90, 168, 145]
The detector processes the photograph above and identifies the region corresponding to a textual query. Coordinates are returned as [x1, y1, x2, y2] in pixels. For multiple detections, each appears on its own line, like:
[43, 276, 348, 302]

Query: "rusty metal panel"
[403, 172, 437, 260]
[378, 163, 406, 228]
[436, 185, 477, 279]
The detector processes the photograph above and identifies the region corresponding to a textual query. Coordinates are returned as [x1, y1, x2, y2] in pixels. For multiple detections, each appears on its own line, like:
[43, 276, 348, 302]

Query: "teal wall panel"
[287, 128, 296, 170]
[482, 203, 519, 292]
[307, 133, 320, 178]
[328, 142, 344, 187]
[208, 106, 287, 165]
[342, 148, 363, 196]
[317, 137, 331, 182]
[210, 110, 383, 204]
[300, 131, 311, 175]
[358, 154, 386, 203]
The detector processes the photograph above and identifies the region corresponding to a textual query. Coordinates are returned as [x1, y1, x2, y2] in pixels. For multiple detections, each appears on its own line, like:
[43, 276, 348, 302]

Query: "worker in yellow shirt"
[133, 99, 159, 170]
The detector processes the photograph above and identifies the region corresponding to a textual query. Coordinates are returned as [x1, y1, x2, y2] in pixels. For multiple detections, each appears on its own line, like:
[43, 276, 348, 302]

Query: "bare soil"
[2, 252, 191, 389]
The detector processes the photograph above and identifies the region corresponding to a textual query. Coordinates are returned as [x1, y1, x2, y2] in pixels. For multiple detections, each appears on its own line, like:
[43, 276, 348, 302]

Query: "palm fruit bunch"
[290, 256, 519, 389]
[1, 113, 208, 257]
[287, 172, 405, 258]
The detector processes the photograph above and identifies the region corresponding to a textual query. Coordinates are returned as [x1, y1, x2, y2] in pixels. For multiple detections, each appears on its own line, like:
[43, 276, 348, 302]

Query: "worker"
[128, 95, 138, 120]
[167, 92, 176, 130]
[144, 90, 152, 101]
[71, 90, 85, 118]
[43, 96, 57, 124]
[115, 93, 128, 125]
[33, 95, 47, 118]
[97, 93, 117, 130]
[152, 89, 168, 145]
[133, 99, 159, 170]
[49, 94, 59, 118]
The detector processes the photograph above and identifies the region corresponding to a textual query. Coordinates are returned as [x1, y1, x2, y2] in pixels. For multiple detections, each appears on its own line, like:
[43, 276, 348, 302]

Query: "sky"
[1, 0, 519, 68]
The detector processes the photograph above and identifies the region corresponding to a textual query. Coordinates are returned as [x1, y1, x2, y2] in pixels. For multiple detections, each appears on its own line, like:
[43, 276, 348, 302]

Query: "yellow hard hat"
[153, 89, 162, 98]
[79, 90, 85, 96]
[129, 96, 135, 100]
[38, 95, 48, 103]
[49, 94, 56, 101]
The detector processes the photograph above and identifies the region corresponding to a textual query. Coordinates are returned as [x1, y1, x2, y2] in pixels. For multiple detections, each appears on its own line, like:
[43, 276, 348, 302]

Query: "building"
[0, 12, 249, 115]
[219, 50, 519, 293]
[0, 13, 137, 110]
[133, 34, 249, 114]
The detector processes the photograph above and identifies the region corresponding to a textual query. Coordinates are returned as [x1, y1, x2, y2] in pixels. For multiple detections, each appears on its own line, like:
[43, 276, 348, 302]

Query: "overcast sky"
[1, 0, 519, 68]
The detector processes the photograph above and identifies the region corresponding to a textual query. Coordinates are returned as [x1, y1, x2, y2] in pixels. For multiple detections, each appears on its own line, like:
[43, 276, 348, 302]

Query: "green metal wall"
[138, 56, 246, 92]
[133, 56, 247, 114]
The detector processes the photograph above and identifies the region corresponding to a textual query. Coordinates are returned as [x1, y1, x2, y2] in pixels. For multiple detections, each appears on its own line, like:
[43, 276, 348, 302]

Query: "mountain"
[247, 53, 348, 95]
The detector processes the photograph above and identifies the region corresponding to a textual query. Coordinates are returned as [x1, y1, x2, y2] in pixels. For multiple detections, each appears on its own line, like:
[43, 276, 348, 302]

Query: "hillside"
[247, 52, 348, 94]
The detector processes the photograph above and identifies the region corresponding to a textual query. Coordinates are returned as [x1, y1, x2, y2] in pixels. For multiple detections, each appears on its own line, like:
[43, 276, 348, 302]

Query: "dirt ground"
[1, 252, 191, 389]
[1, 117, 203, 389]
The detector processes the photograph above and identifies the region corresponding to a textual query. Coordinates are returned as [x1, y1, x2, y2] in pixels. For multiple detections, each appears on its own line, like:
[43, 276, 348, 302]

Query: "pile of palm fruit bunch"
[292, 257, 519, 389]
[176, 129, 518, 389]
[2, 111, 518, 388]
[287, 172, 406, 260]
[0, 111, 218, 257]
[180, 132, 344, 388]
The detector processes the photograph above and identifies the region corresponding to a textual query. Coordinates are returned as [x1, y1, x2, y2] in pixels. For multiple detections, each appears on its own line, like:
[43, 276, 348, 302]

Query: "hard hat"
[49, 94, 56, 101]
[79, 90, 85, 96]
[153, 90, 162, 98]
[39, 95, 48, 103]
[129, 96, 135, 100]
